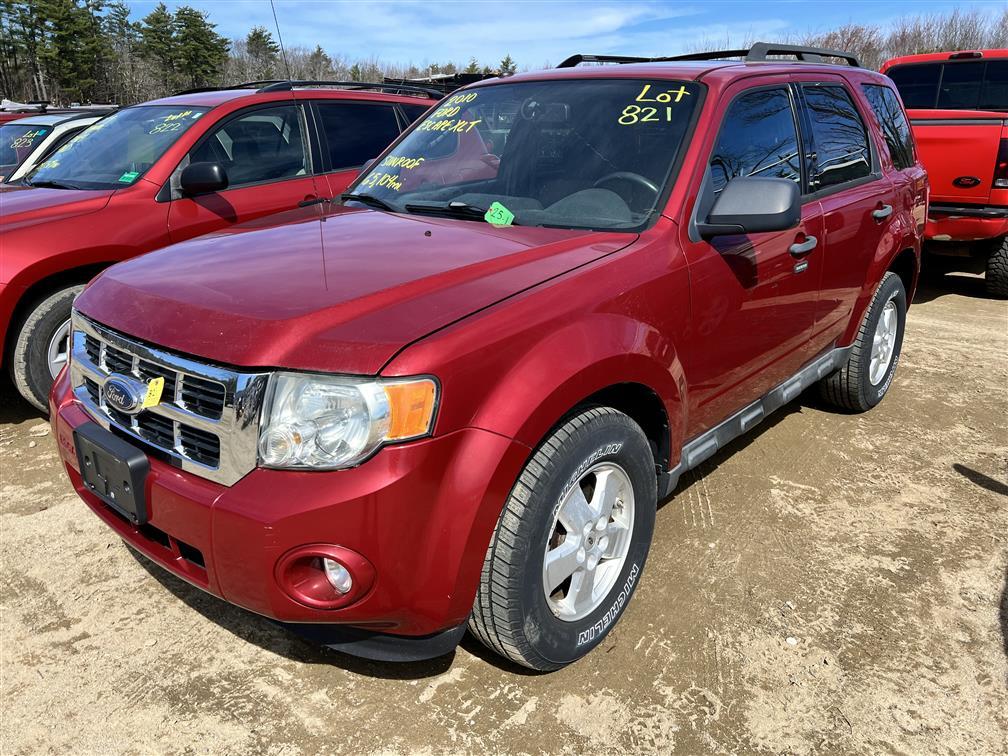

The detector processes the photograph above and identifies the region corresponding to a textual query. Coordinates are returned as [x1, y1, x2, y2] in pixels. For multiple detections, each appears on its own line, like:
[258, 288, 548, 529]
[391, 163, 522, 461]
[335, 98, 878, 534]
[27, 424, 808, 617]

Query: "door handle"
[788, 235, 818, 257]
[872, 204, 893, 220]
[298, 195, 328, 208]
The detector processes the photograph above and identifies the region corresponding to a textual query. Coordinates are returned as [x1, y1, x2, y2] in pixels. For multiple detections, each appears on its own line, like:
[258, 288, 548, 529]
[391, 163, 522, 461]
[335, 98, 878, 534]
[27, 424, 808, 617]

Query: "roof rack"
[257, 80, 442, 99]
[557, 43, 861, 69]
[556, 54, 654, 68]
[173, 80, 287, 96]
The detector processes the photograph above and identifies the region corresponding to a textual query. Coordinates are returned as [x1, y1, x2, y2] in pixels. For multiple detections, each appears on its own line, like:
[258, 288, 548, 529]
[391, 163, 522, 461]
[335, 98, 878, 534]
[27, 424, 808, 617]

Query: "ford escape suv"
[2, 80, 437, 412]
[51, 44, 925, 671]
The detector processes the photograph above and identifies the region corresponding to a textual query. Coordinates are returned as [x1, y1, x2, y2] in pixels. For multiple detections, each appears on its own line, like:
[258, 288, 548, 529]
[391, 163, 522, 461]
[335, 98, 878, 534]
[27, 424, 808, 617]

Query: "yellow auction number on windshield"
[618, 84, 691, 125]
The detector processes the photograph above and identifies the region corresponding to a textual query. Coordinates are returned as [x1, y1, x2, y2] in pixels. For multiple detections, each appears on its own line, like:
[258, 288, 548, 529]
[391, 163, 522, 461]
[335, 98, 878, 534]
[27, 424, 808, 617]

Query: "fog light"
[322, 558, 352, 594]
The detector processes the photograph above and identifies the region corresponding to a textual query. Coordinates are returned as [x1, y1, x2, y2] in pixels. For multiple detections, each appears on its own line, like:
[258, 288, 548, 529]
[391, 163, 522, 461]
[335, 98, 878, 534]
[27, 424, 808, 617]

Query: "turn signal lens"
[385, 379, 438, 440]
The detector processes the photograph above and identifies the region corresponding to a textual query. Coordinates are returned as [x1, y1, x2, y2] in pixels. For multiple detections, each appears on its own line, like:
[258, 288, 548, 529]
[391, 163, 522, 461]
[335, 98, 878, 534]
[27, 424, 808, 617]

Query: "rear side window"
[802, 85, 871, 191]
[315, 102, 401, 170]
[888, 60, 1008, 110]
[861, 85, 915, 170]
[401, 104, 431, 123]
[709, 87, 801, 195]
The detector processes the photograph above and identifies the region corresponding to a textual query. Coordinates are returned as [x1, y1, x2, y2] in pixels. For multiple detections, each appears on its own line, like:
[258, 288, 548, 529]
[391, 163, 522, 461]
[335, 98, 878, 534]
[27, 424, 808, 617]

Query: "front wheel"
[469, 406, 657, 671]
[819, 271, 906, 412]
[10, 285, 83, 413]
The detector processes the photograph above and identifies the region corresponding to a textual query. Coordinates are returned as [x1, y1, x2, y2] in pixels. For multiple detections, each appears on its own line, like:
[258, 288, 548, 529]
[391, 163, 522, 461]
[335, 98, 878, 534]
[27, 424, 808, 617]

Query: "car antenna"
[269, 0, 293, 82]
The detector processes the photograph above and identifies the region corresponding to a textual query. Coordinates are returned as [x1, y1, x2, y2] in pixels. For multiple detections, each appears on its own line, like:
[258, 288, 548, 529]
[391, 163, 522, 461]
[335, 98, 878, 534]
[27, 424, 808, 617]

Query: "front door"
[680, 81, 825, 434]
[166, 102, 322, 244]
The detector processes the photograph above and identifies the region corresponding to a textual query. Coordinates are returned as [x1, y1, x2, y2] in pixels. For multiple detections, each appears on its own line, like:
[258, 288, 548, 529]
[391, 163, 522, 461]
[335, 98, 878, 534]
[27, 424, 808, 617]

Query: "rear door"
[794, 78, 894, 347]
[680, 79, 825, 432]
[310, 100, 404, 198]
[166, 102, 322, 244]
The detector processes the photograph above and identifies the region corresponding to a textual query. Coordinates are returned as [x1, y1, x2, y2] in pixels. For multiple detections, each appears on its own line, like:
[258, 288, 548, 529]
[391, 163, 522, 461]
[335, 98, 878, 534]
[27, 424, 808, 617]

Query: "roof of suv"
[486, 59, 890, 88]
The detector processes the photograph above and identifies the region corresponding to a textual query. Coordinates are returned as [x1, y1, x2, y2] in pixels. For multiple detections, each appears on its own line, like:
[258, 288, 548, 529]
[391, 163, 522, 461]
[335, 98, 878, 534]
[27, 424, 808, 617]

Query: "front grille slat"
[70, 313, 267, 486]
[74, 327, 225, 470]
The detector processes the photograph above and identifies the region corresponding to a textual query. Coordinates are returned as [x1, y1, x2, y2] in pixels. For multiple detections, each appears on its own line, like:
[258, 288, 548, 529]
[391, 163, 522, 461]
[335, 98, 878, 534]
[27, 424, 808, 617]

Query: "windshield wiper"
[340, 192, 395, 212]
[404, 200, 519, 225]
[25, 178, 81, 190]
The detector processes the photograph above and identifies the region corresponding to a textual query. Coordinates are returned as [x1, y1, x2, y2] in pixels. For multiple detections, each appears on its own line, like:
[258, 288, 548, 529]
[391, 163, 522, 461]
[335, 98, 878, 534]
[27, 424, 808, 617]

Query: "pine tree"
[498, 54, 516, 75]
[464, 57, 480, 74]
[174, 5, 227, 90]
[139, 2, 176, 93]
[245, 25, 278, 79]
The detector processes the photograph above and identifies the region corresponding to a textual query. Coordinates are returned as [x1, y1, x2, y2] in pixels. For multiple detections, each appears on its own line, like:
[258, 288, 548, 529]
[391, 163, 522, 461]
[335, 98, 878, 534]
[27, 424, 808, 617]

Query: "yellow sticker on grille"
[142, 377, 164, 408]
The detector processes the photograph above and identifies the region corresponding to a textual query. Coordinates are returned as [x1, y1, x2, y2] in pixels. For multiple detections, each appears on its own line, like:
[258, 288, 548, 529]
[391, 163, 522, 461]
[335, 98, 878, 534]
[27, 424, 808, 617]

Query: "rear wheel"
[985, 236, 1008, 299]
[469, 406, 656, 671]
[819, 272, 906, 412]
[10, 285, 82, 413]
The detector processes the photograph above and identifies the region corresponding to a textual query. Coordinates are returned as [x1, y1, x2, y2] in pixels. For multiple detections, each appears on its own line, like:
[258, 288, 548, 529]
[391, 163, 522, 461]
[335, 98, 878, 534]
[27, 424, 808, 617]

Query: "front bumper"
[925, 205, 1008, 242]
[50, 369, 530, 648]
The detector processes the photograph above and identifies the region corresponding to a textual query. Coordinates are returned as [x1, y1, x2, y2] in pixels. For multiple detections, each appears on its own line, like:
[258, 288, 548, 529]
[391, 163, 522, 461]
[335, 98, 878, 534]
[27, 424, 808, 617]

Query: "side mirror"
[180, 161, 228, 196]
[697, 177, 800, 239]
[357, 158, 377, 176]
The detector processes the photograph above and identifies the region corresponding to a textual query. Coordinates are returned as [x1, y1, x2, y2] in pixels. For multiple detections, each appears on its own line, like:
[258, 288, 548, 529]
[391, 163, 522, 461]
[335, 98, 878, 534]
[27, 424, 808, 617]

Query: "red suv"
[2, 81, 438, 410]
[51, 45, 925, 670]
[882, 50, 1008, 296]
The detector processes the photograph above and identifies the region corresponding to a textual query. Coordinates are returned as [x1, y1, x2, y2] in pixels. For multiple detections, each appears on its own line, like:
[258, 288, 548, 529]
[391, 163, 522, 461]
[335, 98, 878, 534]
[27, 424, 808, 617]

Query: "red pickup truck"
[1, 81, 437, 411]
[51, 45, 925, 670]
[882, 50, 1008, 296]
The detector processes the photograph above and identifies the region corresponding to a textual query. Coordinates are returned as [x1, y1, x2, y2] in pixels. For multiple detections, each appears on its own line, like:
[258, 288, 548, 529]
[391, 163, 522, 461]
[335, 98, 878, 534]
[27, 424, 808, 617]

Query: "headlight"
[258, 372, 438, 470]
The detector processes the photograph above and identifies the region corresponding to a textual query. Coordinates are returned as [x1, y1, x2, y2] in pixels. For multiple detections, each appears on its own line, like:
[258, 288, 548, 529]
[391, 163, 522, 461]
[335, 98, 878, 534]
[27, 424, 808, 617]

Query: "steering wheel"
[593, 171, 659, 197]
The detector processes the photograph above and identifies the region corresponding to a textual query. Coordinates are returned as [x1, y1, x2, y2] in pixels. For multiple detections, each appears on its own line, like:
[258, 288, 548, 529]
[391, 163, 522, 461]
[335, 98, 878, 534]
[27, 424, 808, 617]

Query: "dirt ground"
[2, 275, 1006, 755]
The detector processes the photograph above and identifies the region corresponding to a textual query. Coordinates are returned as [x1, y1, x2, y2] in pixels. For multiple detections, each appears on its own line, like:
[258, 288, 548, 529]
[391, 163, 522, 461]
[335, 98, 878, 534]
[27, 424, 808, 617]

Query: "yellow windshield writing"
[618, 84, 691, 125]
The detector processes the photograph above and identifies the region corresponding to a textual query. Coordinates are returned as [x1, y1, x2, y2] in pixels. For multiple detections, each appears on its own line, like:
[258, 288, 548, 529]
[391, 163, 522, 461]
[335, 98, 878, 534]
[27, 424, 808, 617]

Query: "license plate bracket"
[74, 421, 150, 525]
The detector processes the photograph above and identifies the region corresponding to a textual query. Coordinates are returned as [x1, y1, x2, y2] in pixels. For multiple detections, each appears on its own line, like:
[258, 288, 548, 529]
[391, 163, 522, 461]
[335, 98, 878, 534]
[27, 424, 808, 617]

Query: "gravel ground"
[2, 275, 1006, 754]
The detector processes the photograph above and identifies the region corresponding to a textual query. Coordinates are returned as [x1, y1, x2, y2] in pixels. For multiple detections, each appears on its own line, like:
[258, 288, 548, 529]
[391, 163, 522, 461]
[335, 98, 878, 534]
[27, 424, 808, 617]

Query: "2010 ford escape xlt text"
[50, 44, 927, 670]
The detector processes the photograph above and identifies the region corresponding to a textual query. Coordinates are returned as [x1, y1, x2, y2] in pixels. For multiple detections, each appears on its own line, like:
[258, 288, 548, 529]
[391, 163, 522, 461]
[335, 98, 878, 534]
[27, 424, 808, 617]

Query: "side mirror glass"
[180, 161, 228, 196]
[697, 177, 800, 239]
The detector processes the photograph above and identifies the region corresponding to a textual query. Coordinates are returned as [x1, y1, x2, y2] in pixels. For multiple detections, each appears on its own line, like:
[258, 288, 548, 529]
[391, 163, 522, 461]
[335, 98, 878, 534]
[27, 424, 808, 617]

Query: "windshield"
[25, 105, 207, 189]
[347, 78, 701, 231]
[0, 123, 52, 176]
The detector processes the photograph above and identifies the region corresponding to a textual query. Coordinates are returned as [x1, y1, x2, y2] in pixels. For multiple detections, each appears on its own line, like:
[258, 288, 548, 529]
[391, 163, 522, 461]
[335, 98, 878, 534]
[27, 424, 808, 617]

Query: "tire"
[469, 406, 657, 671]
[985, 236, 1008, 299]
[819, 271, 906, 413]
[10, 285, 83, 413]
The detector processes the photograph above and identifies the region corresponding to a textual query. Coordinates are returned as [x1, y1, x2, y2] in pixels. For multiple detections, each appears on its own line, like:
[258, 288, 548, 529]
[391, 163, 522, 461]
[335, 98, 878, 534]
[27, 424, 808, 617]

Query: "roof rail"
[173, 80, 287, 96]
[557, 54, 655, 68]
[557, 43, 861, 70]
[257, 80, 442, 99]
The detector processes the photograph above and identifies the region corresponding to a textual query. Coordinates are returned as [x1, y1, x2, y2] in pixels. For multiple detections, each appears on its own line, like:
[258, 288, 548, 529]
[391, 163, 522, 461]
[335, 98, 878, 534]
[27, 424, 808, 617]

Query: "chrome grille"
[70, 312, 270, 486]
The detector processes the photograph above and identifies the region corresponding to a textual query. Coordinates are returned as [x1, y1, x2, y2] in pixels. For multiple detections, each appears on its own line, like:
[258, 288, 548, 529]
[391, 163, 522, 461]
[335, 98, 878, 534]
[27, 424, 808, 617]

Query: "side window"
[315, 102, 401, 170]
[401, 104, 431, 123]
[189, 104, 308, 189]
[802, 85, 871, 191]
[709, 87, 801, 195]
[862, 84, 914, 170]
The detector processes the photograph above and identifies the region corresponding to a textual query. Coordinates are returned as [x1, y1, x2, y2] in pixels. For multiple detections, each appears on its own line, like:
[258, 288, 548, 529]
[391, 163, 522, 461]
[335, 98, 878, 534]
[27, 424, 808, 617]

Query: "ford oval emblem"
[103, 375, 145, 415]
[953, 176, 982, 188]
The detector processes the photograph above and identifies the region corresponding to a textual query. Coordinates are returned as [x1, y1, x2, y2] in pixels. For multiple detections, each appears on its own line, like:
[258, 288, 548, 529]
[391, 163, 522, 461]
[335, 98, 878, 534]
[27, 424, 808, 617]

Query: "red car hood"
[0, 184, 116, 230]
[76, 205, 637, 374]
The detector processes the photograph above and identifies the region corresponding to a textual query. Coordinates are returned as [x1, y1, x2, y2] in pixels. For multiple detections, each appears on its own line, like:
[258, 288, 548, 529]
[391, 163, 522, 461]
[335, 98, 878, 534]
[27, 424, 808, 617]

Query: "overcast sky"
[129, 0, 1004, 67]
